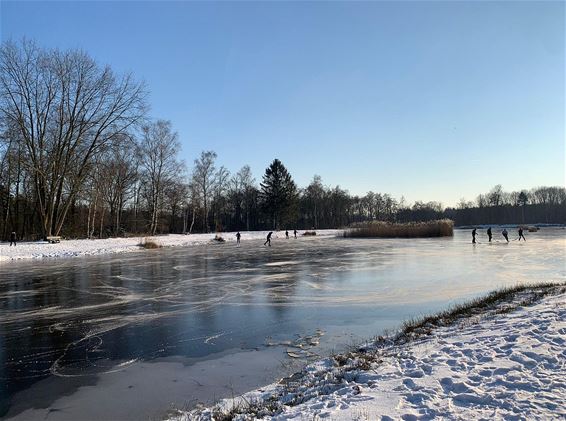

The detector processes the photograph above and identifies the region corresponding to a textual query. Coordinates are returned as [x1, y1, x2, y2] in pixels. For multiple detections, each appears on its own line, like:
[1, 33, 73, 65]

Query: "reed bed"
[137, 238, 162, 249]
[344, 219, 454, 238]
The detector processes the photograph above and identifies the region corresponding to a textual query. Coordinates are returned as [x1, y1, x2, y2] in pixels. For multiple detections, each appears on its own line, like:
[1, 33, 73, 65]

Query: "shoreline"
[171, 282, 566, 420]
[1, 225, 562, 264]
[0, 229, 344, 264]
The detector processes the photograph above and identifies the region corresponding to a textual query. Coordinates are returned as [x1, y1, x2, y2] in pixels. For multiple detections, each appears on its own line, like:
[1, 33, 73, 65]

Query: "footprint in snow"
[402, 378, 420, 391]
[439, 377, 473, 394]
[405, 392, 430, 405]
[405, 369, 425, 378]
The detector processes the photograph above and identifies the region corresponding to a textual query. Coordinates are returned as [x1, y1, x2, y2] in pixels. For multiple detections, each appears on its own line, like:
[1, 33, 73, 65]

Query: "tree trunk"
[203, 197, 208, 233]
[99, 206, 105, 238]
[190, 206, 196, 233]
[314, 202, 318, 229]
[3, 195, 10, 240]
[87, 200, 92, 238]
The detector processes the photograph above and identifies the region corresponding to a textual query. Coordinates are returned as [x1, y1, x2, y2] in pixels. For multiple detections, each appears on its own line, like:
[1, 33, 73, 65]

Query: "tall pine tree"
[260, 159, 298, 229]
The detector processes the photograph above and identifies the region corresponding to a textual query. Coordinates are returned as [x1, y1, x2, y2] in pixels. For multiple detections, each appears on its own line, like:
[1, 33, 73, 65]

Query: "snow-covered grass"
[170, 282, 566, 420]
[0, 229, 344, 263]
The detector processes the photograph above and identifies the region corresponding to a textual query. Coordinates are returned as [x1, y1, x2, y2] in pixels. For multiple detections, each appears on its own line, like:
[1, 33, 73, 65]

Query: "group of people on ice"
[234, 230, 299, 246]
[263, 229, 298, 246]
[471, 227, 527, 244]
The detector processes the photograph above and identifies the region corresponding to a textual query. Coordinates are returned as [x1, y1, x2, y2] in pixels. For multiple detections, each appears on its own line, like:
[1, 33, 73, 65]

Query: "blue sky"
[1, 1, 564, 206]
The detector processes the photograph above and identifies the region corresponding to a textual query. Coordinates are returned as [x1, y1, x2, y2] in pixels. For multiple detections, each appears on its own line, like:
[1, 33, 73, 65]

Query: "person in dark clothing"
[472, 228, 477, 244]
[264, 231, 273, 247]
[518, 227, 526, 241]
[10, 231, 16, 247]
[502, 228, 509, 242]
[294, 229, 297, 238]
[285, 230, 289, 239]
[487, 227, 492, 242]
[236, 232, 241, 245]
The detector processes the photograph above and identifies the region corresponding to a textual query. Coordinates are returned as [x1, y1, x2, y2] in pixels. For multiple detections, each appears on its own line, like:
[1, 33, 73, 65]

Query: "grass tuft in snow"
[393, 282, 566, 344]
[197, 395, 283, 421]
[344, 219, 454, 238]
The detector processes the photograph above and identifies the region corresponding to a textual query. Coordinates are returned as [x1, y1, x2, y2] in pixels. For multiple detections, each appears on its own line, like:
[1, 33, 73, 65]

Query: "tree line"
[1, 41, 564, 240]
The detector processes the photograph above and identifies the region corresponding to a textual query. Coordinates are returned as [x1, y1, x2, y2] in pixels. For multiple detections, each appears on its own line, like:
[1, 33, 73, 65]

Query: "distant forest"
[1, 41, 565, 240]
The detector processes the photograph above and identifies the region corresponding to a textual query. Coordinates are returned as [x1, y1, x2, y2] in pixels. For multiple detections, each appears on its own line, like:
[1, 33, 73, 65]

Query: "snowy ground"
[175, 287, 566, 420]
[0, 229, 343, 263]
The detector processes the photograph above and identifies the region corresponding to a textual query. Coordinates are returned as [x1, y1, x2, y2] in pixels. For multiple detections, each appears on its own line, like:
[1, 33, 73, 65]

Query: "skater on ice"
[264, 231, 273, 247]
[518, 227, 526, 241]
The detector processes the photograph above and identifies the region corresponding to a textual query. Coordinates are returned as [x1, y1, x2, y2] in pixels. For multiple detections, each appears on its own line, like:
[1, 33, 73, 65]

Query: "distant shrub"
[137, 238, 162, 249]
[345, 219, 454, 238]
[213, 235, 226, 242]
[302, 231, 317, 236]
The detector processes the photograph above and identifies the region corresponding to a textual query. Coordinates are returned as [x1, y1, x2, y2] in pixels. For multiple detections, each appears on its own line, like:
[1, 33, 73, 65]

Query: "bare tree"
[164, 180, 188, 233]
[84, 158, 104, 238]
[187, 180, 200, 233]
[138, 120, 183, 235]
[100, 136, 138, 236]
[0, 40, 147, 238]
[230, 165, 256, 231]
[192, 150, 217, 232]
[305, 175, 324, 229]
[476, 194, 487, 208]
[487, 184, 503, 207]
[212, 166, 230, 231]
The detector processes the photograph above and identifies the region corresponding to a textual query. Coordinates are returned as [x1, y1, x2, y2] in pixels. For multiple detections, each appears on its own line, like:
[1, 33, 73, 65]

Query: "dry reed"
[137, 238, 162, 249]
[344, 219, 454, 238]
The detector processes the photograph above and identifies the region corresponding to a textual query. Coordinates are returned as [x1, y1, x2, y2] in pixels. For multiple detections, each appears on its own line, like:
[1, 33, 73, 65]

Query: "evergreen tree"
[260, 159, 298, 229]
[517, 191, 529, 207]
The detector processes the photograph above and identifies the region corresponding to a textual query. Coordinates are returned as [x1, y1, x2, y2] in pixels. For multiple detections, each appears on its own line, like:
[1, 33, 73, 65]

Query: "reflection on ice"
[0, 229, 564, 419]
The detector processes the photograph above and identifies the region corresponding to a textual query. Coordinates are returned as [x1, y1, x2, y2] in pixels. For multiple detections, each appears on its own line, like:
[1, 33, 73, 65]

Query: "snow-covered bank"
[173, 285, 566, 420]
[0, 229, 344, 263]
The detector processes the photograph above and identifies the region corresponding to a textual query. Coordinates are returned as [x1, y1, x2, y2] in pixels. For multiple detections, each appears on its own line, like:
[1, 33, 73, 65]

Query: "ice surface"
[0, 228, 564, 419]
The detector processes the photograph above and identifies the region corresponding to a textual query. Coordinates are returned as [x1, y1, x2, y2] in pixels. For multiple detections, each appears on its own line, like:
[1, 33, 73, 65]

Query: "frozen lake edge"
[0, 230, 344, 263]
[175, 283, 566, 420]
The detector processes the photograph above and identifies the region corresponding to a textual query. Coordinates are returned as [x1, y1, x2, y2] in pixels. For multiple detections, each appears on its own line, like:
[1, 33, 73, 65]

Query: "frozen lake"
[1, 228, 565, 420]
